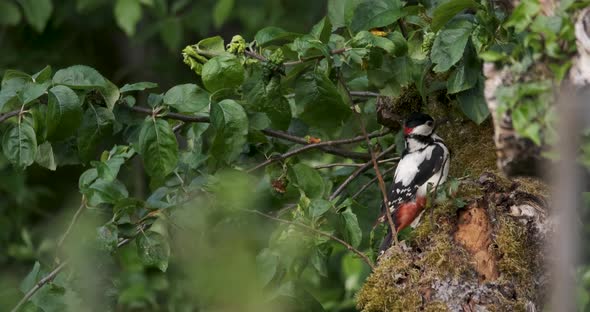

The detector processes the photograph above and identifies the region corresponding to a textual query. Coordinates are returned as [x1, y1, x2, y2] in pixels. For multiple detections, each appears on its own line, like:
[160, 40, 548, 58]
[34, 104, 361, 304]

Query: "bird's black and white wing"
[382, 144, 447, 213]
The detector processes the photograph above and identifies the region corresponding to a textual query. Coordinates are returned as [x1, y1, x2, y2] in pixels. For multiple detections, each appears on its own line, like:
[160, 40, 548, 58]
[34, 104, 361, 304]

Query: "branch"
[248, 130, 390, 172]
[340, 76, 398, 245]
[244, 50, 267, 62]
[0, 110, 21, 123]
[11, 226, 143, 312]
[10, 261, 68, 312]
[350, 166, 398, 200]
[248, 209, 375, 270]
[56, 197, 86, 249]
[314, 158, 398, 169]
[129, 106, 210, 123]
[329, 144, 397, 201]
[127, 106, 372, 161]
[349, 91, 380, 98]
[283, 48, 349, 66]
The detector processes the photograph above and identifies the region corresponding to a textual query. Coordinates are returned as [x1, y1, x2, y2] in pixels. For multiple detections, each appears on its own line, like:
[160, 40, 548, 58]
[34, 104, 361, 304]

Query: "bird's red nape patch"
[394, 196, 427, 232]
[404, 127, 413, 135]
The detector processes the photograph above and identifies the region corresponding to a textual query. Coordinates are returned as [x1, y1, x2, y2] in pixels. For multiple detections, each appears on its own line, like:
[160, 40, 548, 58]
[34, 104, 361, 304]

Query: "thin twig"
[172, 122, 185, 133]
[283, 48, 349, 66]
[244, 50, 267, 62]
[329, 144, 397, 201]
[340, 76, 398, 247]
[248, 210, 375, 270]
[56, 197, 86, 249]
[11, 225, 144, 312]
[10, 261, 68, 312]
[126, 107, 372, 161]
[259, 129, 372, 161]
[0, 110, 21, 123]
[350, 166, 398, 200]
[248, 130, 390, 172]
[314, 158, 398, 169]
[349, 91, 380, 98]
[129, 106, 210, 123]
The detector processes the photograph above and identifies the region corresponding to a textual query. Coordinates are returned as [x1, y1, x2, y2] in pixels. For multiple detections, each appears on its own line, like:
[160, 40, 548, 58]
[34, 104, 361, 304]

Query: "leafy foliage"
[1, 0, 587, 311]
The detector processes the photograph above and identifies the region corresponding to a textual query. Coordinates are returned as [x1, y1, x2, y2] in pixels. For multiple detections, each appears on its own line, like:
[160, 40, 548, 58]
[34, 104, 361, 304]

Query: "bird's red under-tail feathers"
[392, 196, 427, 232]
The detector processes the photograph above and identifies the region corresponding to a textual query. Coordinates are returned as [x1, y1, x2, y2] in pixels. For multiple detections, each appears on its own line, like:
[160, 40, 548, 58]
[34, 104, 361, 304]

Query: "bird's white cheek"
[411, 125, 433, 136]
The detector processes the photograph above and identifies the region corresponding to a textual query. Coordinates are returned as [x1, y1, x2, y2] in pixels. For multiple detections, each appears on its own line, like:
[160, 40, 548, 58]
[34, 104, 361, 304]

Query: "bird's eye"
[426, 121, 433, 127]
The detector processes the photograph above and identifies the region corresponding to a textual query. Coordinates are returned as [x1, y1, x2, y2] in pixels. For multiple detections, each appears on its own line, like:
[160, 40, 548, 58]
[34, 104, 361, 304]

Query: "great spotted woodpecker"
[379, 112, 450, 252]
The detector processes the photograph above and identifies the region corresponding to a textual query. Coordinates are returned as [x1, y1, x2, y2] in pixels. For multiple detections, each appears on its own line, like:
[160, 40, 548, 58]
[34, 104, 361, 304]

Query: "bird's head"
[403, 112, 435, 137]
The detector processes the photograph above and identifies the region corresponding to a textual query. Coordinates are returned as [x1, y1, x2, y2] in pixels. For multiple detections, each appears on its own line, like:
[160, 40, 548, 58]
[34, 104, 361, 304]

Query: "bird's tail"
[378, 227, 393, 254]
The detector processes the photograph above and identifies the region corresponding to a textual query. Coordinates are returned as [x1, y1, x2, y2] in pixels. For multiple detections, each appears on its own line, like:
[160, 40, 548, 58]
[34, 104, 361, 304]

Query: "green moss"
[494, 216, 536, 298]
[356, 250, 423, 312]
[437, 119, 498, 178]
[392, 84, 423, 117]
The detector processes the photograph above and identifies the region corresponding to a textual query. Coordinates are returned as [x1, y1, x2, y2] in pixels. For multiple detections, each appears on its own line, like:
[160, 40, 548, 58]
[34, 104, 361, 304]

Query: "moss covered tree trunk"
[356, 117, 550, 311]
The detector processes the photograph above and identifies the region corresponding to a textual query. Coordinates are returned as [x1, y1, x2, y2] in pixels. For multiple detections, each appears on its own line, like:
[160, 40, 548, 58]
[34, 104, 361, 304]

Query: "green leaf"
[77, 106, 115, 161]
[163, 83, 209, 113]
[19, 261, 70, 312]
[138, 117, 179, 177]
[447, 46, 479, 94]
[202, 53, 245, 92]
[310, 16, 332, 43]
[52, 65, 108, 90]
[255, 26, 302, 47]
[311, 248, 328, 276]
[431, 0, 479, 31]
[195, 36, 225, 55]
[88, 179, 129, 205]
[32, 65, 52, 83]
[505, 0, 541, 32]
[350, 0, 405, 33]
[210, 99, 248, 164]
[213, 0, 233, 29]
[20, 261, 41, 292]
[3, 70, 31, 85]
[256, 248, 279, 286]
[160, 17, 182, 51]
[35, 141, 56, 170]
[309, 199, 332, 219]
[0, 1, 22, 26]
[46, 85, 83, 140]
[115, 0, 142, 36]
[99, 79, 120, 111]
[478, 50, 507, 62]
[79, 168, 98, 192]
[137, 231, 170, 272]
[246, 78, 292, 130]
[327, 0, 362, 29]
[94, 146, 135, 181]
[341, 208, 362, 248]
[292, 163, 325, 199]
[2, 121, 37, 169]
[457, 77, 489, 124]
[0, 78, 26, 111]
[18, 0, 52, 32]
[431, 18, 475, 73]
[19, 81, 50, 105]
[97, 223, 118, 252]
[120, 81, 158, 93]
[295, 72, 351, 130]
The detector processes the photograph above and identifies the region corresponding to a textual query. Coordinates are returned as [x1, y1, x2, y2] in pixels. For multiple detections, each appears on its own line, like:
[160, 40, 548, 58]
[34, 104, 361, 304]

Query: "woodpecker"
[379, 112, 450, 252]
